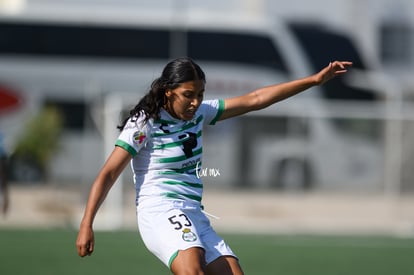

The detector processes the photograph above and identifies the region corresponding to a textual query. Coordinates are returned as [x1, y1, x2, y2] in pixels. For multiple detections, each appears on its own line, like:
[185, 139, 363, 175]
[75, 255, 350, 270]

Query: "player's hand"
[76, 225, 95, 257]
[314, 61, 352, 85]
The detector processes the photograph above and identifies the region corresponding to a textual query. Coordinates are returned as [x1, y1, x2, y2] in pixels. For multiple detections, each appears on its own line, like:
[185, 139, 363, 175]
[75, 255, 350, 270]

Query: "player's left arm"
[218, 61, 352, 121]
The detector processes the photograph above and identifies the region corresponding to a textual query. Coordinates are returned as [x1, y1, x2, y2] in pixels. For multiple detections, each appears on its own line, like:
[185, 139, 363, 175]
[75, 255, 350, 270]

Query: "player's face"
[165, 80, 205, 121]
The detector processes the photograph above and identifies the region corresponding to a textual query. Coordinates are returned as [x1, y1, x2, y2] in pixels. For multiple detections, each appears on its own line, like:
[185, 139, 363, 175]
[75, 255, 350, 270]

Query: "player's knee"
[172, 263, 206, 275]
[174, 267, 206, 275]
[171, 247, 207, 275]
[206, 256, 244, 275]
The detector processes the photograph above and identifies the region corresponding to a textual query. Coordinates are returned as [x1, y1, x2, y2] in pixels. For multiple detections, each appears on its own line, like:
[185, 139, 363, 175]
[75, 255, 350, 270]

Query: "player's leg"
[206, 255, 244, 275]
[138, 205, 208, 272]
[170, 247, 207, 275]
[200, 221, 243, 275]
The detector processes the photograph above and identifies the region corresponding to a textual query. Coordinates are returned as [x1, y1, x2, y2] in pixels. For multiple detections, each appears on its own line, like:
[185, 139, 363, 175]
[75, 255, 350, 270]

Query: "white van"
[0, 7, 383, 190]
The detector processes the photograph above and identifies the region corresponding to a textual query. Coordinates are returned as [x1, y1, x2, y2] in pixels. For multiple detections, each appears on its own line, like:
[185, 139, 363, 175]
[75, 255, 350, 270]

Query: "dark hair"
[117, 57, 206, 131]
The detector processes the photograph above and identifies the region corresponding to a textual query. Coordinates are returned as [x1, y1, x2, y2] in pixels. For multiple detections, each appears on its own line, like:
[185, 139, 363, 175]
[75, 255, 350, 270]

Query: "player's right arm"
[219, 61, 352, 121]
[76, 146, 131, 257]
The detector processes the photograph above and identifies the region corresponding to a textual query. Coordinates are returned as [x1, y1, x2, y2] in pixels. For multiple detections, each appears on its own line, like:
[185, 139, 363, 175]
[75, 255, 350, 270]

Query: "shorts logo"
[133, 131, 146, 145]
[182, 228, 197, 242]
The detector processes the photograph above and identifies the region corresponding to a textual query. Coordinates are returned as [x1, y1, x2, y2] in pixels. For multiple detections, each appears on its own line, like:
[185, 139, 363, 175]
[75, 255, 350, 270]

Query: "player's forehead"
[174, 80, 205, 93]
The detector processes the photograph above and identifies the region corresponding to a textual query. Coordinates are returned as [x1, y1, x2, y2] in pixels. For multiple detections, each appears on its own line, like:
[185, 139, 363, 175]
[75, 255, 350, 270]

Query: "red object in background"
[0, 85, 21, 112]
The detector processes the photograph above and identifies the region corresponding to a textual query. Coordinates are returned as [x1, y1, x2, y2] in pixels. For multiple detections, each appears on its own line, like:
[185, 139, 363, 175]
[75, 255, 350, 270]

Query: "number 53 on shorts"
[168, 213, 192, 230]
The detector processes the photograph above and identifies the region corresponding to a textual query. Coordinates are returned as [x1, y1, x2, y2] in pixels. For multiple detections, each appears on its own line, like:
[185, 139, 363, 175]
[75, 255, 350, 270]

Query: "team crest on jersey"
[133, 131, 146, 145]
[182, 228, 197, 242]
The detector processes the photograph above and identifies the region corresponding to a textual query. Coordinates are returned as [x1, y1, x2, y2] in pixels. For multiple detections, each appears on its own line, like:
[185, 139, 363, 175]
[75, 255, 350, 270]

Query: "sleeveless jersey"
[115, 99, 224, 207]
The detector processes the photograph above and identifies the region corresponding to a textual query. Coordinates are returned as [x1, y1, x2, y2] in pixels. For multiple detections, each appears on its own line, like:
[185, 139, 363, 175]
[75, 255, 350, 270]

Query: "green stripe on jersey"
[210, 99, 225, 125]
[158, 163, 199, 175]
[115, 140, 137, 157]
[156, 148, 202, 163]
[159, 170, 197, 177]
[155, 119, 178, 124]
[162, 192, 202, 202]
[163, 180, 203, 189]
[152, 115, 203, 137]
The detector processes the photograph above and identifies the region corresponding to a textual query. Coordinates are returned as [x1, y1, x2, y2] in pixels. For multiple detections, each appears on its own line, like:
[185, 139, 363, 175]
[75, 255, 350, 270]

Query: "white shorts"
[137, 199, 237, 268]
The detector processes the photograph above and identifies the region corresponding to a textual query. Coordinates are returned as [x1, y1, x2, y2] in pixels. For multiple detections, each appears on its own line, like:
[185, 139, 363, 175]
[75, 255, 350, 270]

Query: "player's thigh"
[206, 256, 244, 275]
[171, 247, 206, 275]
[138, 207, 204, 267]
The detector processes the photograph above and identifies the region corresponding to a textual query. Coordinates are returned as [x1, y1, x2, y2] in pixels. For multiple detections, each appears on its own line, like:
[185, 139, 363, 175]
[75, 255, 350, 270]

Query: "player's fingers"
[332, 61, 351, 74]
[87, 241, 94, 255]
[331, 61, 343, 70]
[341, 61, 353, 66]
[78, 245, 86, 257]
[334, 61, 353, 69]
[77, 242, 91, 257]
[77, 245, 85, 257]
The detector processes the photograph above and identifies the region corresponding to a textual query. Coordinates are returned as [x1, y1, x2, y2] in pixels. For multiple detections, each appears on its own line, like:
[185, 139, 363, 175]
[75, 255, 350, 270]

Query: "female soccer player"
[76, 57, 352, 274]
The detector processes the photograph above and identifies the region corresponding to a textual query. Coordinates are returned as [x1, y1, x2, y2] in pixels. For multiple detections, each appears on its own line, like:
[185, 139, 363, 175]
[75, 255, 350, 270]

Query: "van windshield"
[187, 30, 289, 73]
[288, 22, 377, 101]
[0, 19, 289, 75]
[288, 22, 383, 142]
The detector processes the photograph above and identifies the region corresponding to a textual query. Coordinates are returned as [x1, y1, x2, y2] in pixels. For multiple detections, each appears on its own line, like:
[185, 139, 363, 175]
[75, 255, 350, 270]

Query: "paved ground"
[1, 184, 414, 237]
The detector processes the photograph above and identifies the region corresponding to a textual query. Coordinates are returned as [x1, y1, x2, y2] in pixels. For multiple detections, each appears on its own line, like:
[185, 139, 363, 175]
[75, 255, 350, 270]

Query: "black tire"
[273, 158, 313, 190]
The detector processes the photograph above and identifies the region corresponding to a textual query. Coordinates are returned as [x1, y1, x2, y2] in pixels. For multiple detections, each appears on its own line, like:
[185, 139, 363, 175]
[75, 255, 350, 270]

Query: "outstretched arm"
[76, 146, 131, 257]
[219, 61, 352, 121]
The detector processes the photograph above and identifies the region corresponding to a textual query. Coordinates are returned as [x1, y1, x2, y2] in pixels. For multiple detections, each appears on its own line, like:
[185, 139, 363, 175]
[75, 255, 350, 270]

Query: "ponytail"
[117, 77, 167, 130]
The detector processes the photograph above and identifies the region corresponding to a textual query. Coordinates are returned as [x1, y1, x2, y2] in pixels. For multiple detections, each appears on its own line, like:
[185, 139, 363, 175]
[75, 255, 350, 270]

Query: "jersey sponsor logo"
[133, 131, 146, 145]
[181, 157, 201, 169]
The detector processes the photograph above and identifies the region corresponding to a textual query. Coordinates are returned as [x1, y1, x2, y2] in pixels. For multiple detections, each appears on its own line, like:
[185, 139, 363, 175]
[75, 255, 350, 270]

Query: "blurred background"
[0, 0, 414, 236]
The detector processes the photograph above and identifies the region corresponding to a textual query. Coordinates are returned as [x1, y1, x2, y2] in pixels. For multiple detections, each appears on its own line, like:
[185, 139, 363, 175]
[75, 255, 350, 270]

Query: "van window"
[288, 22, 382, 141]
[380, 22, 413, 65]
[187, 31, 289, 73]
[0, 21, 170, 59]
[44, 99, 93, 132]
[288, 22, 377, 101]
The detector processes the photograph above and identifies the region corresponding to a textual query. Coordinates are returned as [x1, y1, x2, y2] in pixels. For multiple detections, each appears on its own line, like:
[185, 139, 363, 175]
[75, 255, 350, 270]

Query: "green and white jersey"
[116, 99, 224, 208]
